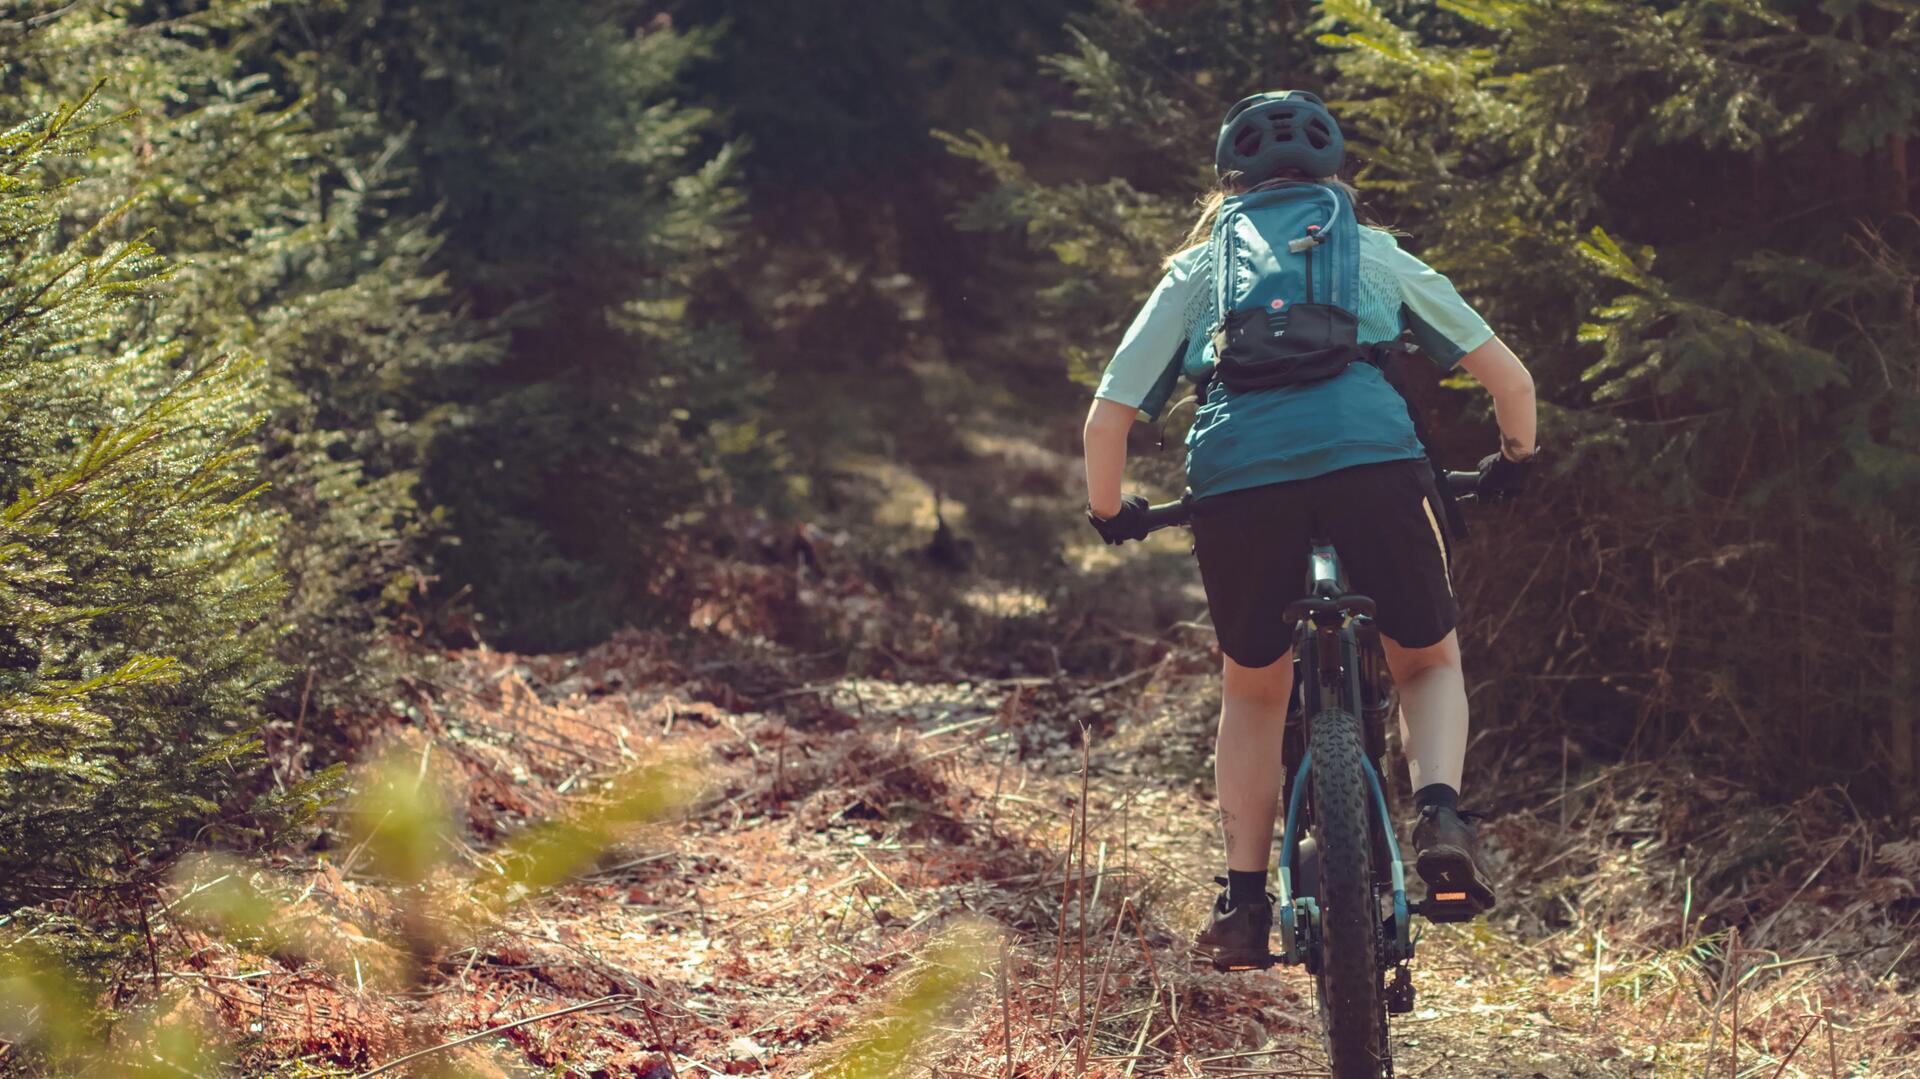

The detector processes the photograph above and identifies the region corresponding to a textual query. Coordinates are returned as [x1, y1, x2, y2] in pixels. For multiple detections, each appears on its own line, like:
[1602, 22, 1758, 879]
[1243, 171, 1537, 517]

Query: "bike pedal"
[1198, 952, 1277, 973]
[1416, 892, 1481, 924]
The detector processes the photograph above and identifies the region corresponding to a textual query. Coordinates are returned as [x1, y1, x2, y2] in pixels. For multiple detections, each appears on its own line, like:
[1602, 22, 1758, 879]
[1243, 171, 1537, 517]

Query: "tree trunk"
[1892, 539, 1917, 812]
[1892, 134, 1911, 217]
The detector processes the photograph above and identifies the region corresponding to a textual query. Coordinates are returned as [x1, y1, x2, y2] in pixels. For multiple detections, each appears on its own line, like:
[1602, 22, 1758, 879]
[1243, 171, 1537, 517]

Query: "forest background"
[2, 0, 1918, 1074]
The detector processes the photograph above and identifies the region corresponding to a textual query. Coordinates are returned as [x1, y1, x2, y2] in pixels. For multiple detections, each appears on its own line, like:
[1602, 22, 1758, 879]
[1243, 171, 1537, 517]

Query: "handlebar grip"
[1442, 470, 1480, 500]
[1143, 499, 1193, 533]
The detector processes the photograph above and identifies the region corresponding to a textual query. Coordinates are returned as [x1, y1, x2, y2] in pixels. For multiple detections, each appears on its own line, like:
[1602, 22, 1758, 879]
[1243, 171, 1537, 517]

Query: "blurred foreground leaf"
[813, 920, 995, 1078]
[486, 763, 699, 906]
[350, 749, 461, 889]
[0, 939, 229, 1076]
[0, 942, 92, 1067]
[171, 852, 283, 946]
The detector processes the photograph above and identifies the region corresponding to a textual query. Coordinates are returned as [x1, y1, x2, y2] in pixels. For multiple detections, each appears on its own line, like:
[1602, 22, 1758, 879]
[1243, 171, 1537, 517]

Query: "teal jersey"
[1094, 227, 1495, 498]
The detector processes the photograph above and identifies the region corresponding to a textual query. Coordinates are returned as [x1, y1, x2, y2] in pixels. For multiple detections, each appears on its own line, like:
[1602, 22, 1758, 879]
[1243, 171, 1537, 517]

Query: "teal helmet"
[1215, 90, 1345, 183]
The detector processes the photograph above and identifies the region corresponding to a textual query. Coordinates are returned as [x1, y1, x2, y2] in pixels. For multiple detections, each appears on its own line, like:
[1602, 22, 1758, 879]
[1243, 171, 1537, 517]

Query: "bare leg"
[1381, 630, 1467, 794]
[1216, 651, 1295, 872]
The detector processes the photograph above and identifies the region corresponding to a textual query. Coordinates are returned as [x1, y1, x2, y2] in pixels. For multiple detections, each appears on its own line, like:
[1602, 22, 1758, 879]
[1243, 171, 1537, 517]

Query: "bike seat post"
[1307, 541, 1343, 600]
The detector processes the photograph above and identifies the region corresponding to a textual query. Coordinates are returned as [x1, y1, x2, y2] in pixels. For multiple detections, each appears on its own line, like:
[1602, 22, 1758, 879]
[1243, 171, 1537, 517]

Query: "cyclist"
[1083, 91, 1538, 971]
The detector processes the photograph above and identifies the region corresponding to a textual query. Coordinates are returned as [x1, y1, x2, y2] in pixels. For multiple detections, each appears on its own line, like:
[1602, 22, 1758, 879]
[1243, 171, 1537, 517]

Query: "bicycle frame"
[1272, 542, 1415, 969]
[1126, 481, 1488, 1074]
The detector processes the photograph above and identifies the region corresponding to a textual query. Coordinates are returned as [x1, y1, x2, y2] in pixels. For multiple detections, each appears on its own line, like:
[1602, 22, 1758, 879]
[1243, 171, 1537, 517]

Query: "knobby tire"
[1309, 707, 1388, 1077]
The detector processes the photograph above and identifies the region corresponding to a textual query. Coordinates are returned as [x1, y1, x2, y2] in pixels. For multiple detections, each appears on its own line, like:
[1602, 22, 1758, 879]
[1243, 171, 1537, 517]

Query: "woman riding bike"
[1083, 91, 1538, 971]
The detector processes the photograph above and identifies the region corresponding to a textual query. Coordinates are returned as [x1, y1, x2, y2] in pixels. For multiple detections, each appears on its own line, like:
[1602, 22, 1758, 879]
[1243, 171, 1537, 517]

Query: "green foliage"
[1323, 0, 1920, 796]
[270, 0, 772, 649]
[944, 0, 1335, 476]
[663, 0, 1094, 538]
[0, 936, 230, 1076]
[0, 97, 283, 898]
[958, 0, 1920, 801]
[1323, 0, 1920, 492]
[0, 0, 793, 906]
[0, 748, 700, 1070]
[483, 761, 695, 903]
[812, 920, 994, 1078]
[4, 0, 772, 693]
[6, 0, 779, 684]
[6, 0, 503, 723]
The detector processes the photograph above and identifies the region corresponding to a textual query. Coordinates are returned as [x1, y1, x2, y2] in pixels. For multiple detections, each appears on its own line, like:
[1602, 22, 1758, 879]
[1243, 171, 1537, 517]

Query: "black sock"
[1414, 783, 1459, 812]
[1226, 869, 1267, 907]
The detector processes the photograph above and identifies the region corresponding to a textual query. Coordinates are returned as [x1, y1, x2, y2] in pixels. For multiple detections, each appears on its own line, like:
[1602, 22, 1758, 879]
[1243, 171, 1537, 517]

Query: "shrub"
[0, 96, 284, 901]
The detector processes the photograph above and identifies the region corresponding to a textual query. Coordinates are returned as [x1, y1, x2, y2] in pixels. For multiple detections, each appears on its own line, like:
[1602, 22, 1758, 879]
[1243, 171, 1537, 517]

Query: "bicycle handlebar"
[1142, 498, 1194, 533]
[1135, 469, 1484, 539]
[1442, 470, 1479, 501]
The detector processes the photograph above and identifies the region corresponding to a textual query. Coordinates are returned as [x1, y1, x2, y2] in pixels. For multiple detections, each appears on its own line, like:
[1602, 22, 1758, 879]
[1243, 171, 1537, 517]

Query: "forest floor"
[176, 621, 1920, 1079]
[148, 388, 1920, 1077]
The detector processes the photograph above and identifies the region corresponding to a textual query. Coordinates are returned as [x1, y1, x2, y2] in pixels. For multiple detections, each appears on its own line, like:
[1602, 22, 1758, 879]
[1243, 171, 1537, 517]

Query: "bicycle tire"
[1308, 706, 1388, 1077]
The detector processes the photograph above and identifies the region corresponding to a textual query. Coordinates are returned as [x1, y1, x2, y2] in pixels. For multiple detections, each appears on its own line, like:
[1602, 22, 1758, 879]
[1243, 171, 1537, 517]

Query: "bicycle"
[1130, 469, 1484, 1079]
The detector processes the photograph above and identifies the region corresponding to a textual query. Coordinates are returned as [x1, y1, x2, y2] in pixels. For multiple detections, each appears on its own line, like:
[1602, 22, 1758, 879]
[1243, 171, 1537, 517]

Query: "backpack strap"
[1363, 339, 1470, 541]
[1192, 365, 1213, 409]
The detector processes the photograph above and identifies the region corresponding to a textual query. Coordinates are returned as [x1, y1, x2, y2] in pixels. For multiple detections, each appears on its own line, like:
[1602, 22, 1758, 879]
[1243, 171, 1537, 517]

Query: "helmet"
[1214, 90, 1345, 183]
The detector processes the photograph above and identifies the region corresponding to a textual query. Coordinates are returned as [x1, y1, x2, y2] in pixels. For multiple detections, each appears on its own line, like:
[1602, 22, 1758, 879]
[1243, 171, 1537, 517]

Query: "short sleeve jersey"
[1094, 227, 1495, 498]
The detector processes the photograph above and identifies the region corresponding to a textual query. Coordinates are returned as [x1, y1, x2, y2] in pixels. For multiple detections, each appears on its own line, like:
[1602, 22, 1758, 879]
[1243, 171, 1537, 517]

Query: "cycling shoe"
[1411, 806, 1496, 911]
[1193, 876, 1274, 971]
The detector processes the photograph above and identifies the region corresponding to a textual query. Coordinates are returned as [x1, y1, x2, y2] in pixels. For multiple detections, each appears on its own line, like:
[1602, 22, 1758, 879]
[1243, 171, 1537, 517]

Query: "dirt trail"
[200, 629, 1914, 1077]
[385, 639, 1901, 1078]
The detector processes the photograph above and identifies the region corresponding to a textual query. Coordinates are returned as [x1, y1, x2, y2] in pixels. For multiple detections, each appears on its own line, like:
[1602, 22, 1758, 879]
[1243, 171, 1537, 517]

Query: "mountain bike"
[1133, 469, 1482, 1079]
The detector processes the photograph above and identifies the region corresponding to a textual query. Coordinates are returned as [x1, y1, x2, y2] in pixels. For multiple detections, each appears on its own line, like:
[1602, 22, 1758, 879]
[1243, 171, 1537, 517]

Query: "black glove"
[1087, 494, 1152, 545]
[1475, 451, 1532, 504]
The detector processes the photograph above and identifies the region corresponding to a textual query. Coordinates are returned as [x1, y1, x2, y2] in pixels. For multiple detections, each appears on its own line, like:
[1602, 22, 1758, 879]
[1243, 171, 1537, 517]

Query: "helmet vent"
[1233, 124, 1263, 157]
[1305, 118, 1332, 149]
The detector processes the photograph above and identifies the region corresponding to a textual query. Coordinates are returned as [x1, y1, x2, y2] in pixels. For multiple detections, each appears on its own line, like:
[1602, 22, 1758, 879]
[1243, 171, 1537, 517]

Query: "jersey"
[1093, 227, 1495, 499]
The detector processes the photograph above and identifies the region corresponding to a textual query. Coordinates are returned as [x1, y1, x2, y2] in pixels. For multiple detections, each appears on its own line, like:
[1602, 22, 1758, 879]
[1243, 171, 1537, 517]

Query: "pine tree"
[943, 0, 1337, 479]
[0, 94, 284, 899]
[6, 1, 502, 724]
[1321, 0, 1920, 803]
[959, 0, 1920, 803]
[272, 0, 770, 649]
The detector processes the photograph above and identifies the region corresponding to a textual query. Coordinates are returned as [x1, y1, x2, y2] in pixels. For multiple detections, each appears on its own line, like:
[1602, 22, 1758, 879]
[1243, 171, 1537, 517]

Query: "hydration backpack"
[1204, 180, 1364, 393]
[1134, 180, 1368, 419]
[1133, 180, 1473, 535]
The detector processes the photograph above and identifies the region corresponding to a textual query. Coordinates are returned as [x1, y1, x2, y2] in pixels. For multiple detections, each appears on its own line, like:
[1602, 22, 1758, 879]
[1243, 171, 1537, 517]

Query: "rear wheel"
[1308, 707, 1388, 1077]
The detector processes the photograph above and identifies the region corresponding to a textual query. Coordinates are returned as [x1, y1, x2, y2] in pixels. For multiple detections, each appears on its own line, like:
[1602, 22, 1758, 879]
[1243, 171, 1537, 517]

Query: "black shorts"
[1190, 458, 1459, 666]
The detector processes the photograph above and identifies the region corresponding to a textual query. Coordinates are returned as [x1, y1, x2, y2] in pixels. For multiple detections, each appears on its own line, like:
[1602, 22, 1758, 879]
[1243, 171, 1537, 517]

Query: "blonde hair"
[1166, 172, 1367, 269]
